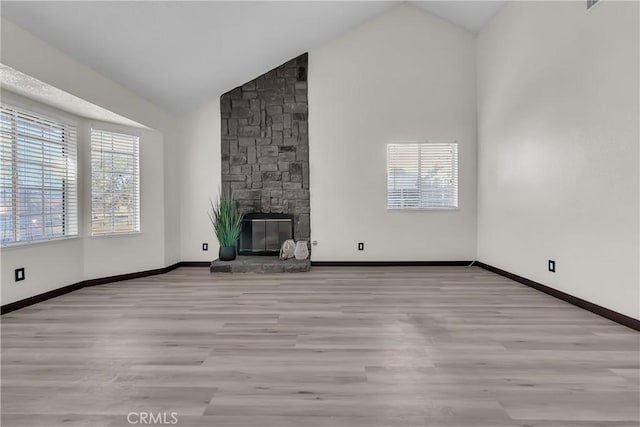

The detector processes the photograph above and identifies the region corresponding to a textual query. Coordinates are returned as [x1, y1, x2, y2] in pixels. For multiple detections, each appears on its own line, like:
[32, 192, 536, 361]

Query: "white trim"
[386, 141, 459, 210]
[90, 231, 143, 239]
[89, 127, 141, 236]
[1, 101, 79, 245]
[387, 207, 460, 212]
[0, 235, 79, 249]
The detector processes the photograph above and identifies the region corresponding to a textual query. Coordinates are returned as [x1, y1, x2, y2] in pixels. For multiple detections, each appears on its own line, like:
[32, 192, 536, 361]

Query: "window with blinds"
[387, 142, 458, 209]
[0, 104, 78, 245]
[91, 129, 140, 235]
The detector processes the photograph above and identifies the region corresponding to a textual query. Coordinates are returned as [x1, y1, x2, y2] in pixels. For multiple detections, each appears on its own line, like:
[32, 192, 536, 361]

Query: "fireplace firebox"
[238, 213, 294, 256]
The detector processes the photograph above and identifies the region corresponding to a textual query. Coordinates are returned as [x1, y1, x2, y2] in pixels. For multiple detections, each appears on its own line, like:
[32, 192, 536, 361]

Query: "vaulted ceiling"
[1, 1, 505, 115]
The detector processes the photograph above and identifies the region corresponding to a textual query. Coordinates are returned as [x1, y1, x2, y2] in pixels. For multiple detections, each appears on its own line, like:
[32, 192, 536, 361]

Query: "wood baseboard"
[311, 261, 473, 267]
[1, 262, 182, 315]
[179, 261, 211, 267]
[1, 282, 85, 315]
[475, 261, 640, 331]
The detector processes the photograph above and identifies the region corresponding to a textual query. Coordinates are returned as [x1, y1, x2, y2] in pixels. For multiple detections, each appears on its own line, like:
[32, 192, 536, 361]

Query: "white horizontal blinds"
[387, 142, 458, 209]
[387, 143, 420, 209]
[0, 104, 78, 244]
[91, 129, 140, 235]
[0, 108, 13, 243]
[418, 142, 458, 208]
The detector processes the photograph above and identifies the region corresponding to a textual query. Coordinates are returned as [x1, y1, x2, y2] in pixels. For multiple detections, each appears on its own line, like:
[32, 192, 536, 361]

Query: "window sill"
[90, 231, 143, 239]
[387, 207, 460, 212]
[0, 235, 80, 250]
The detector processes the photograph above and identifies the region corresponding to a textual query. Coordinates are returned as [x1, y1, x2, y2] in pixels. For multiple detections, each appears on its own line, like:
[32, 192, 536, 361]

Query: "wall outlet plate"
[548, 260, 556, 273]
[15, 268, 25, 282]
[358, 242, 364, 251]
[202, 243, 208, 251]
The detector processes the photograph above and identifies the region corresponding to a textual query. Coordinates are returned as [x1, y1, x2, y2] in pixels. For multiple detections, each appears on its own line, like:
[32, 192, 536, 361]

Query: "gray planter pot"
[219, 246, 237, 261]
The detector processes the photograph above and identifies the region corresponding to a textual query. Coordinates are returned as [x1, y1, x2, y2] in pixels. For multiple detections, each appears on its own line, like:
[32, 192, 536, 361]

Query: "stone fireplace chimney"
[220, 53, 310, 242]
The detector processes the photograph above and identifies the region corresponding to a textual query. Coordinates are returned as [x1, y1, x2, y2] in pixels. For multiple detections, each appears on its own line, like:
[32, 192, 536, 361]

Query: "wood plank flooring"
[1, 266, 638, 426]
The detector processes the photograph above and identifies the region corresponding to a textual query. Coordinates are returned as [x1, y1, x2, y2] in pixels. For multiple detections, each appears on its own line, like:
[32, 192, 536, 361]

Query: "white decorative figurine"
[280, 239, 296, 260]
[294, 241, 309, 260]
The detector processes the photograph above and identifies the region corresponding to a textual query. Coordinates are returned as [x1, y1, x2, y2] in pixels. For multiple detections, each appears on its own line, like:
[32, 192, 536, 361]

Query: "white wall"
[162, 123, 182, 266]
[477, 1, 639, 319]
[0, 240, 85, 305]
[308, 3, 477, 261]
[178, 98, 222, 261]
[0, 19, 179, 305]
[177, 3, 479, 263]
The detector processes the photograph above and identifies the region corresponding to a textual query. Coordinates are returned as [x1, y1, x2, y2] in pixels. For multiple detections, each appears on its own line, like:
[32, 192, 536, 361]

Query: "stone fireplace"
[220, 53, 310, 246]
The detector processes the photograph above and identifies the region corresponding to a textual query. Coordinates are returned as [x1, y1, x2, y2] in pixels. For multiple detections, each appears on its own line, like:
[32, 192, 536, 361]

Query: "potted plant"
[208, 196, 243, 261]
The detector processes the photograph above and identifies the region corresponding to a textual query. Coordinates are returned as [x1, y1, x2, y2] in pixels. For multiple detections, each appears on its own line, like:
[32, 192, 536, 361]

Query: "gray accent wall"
[220, 54, 310, 241]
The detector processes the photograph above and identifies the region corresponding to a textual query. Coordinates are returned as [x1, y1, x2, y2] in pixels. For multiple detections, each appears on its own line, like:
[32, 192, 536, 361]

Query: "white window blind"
[0, 104, 78, 244]
[91, 129, 140, 235]
[387, 142, 458, 209]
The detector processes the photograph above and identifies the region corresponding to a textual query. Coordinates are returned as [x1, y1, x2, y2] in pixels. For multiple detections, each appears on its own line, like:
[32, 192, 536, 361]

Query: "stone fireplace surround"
[220, 53, 310, 245]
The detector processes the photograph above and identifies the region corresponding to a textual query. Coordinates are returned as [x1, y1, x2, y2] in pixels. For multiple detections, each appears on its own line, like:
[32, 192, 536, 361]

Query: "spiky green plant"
[208, 197, 243, 247]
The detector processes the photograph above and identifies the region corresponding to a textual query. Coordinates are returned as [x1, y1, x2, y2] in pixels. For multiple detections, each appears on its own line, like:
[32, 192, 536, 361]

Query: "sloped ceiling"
[413, 1, 505, 32]
[1, 1, 505, 115]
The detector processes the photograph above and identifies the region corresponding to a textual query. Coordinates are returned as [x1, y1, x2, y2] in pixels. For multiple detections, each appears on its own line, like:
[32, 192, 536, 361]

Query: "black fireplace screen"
[238, 213, 294, 255]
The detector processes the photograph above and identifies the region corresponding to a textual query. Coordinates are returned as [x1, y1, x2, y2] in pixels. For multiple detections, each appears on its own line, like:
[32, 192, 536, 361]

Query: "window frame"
[0, 101, 79, 247]
[90, 127, 141, 236]
[386, 141, 459, 211]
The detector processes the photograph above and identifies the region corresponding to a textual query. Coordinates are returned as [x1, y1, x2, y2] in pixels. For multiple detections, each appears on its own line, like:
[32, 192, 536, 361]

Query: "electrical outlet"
[202, 243, 208, 251]
[15, 268, 25, 282]
[358, 242, 364, 251]
[548, 260, 556, 273]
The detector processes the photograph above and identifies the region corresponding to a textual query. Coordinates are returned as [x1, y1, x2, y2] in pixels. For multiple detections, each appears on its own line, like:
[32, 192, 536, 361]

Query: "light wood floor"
[1, 266, 638, 427]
